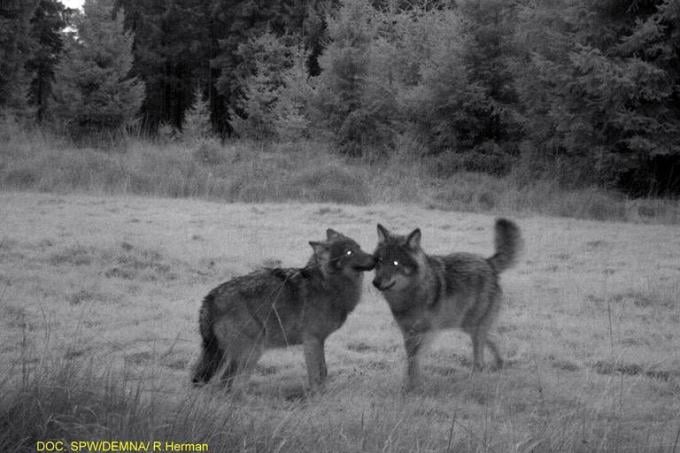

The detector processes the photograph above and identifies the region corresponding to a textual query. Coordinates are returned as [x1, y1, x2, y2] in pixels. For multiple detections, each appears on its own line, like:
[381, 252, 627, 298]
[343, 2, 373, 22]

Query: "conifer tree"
[26, 0, 71, 122]
[311, 0, 386, 155]
[51, 0, 144, 138]
[116, 0, 209, 133]
[182, 86, 213, 142]
[458, 0, 522, 162]
[522, 0, 680, 192]
[231, 32, 301, 140]
[211, 0, 334, 136]
[0, 0, 39, 116]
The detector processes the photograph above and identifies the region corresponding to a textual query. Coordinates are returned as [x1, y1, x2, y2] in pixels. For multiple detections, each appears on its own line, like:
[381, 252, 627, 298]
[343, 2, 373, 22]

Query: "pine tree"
[26, 0, 71, 122]
[521, 0, 680, 192]
[182, 86, 213, 142]
[231, 32, 300, 140]
[115, 0, 209, 133]
[458, 0, 522, 160]
[272, 45, 314, 141]
[406, 5, 496, 168]
[311, 0, 388, 156]
[211, 0, 334, 136]
[407, 0, 522, 173]
[51, 0, 144, 138]
[0, 0, 39, 116]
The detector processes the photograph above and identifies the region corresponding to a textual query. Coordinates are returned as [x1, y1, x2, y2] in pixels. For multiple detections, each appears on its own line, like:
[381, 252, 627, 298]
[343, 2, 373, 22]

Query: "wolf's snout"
[357, 257, 375, 271]
[372, 279, 395, 291]
[351, 253, 375, 271]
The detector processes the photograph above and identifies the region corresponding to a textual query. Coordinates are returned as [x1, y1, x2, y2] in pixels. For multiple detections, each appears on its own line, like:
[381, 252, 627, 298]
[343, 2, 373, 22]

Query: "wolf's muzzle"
[352, 254, 375, 271]
[372, 279, 395, 291]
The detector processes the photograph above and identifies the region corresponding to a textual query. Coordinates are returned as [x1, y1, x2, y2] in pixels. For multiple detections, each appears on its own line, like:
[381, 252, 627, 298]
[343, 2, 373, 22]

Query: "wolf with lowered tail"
[192, 229, 374, 392]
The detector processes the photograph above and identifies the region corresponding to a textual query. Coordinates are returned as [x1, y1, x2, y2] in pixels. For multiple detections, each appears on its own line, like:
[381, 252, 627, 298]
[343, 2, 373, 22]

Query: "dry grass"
[1, 120, 679, 224]
[1, 193, 680, 452]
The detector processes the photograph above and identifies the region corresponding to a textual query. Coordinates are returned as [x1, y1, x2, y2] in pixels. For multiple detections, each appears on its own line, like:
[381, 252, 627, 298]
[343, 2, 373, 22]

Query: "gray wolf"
[191, 229, 374, 391]
[372, 219, 522, 390]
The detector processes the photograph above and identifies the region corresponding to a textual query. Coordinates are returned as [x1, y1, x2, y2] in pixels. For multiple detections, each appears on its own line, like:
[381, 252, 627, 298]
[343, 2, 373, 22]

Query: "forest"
[1, 0, 679, 196]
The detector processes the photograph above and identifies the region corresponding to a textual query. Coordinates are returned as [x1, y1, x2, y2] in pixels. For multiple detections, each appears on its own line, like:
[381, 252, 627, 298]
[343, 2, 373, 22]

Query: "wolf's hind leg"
[485, 335, 504, 370]
[469, 328, 487, 371]
[224, 338, 264, 393]
[192, 340, 223, 385]
[218, 359, 238, 391]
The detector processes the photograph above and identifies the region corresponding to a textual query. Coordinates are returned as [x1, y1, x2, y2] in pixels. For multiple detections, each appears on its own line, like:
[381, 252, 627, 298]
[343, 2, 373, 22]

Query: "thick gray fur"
[372, 218, 522, 390]
[192, 229, 374, 392]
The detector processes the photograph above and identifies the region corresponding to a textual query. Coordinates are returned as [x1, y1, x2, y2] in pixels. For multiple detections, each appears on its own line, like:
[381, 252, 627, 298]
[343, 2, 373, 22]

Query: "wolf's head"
[309, 229, 375, 278]
[372, 224, 423, 292]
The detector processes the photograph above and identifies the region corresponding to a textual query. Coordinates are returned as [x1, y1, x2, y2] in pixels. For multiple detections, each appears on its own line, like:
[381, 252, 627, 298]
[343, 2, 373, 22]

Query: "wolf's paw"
[191, 378, 207, 388]
[401, 379, 420, 394]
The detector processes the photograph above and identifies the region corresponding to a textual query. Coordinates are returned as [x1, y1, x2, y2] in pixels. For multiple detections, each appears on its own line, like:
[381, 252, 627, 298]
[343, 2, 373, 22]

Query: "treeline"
[1, 0, 679, 195]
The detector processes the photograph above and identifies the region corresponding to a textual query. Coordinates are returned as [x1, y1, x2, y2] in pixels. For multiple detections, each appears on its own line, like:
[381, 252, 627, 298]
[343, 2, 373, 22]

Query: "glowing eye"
[346, 250, 353, 256]
[393, 260, 399, 266]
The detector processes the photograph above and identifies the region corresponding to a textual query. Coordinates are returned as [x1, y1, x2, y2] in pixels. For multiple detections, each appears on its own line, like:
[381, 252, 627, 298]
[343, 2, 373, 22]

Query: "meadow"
[2, 191, 680, 452]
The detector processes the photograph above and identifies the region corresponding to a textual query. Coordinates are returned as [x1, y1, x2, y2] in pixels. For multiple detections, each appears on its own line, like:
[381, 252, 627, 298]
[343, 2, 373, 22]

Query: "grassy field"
[2, 192, 680, 452]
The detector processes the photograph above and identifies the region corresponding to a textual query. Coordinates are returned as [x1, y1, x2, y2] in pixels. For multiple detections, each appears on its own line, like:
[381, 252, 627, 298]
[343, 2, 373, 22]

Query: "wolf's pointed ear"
[406, 228, 422, 249]
[309, 241, 329, 255]
[377, 224, 390, 243]
[309, 241, 330, 266]
[326, 228, 342, 240]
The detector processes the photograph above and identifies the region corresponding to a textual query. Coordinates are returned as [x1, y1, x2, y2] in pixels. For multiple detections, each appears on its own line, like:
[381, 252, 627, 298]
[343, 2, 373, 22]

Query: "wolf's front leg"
[403, 331, 426, 391]
[320, 340, 328, 379]
[303, 335, 325, 391]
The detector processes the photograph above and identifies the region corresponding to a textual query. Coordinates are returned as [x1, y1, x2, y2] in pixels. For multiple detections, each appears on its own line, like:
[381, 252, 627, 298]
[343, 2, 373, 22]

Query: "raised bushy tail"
[488, 218, 522, 273]
[191, 294, 222, 385]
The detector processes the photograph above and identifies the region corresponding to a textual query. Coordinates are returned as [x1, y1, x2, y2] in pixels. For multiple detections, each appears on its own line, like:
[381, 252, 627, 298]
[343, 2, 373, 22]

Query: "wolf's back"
[487, 218, 522, 273]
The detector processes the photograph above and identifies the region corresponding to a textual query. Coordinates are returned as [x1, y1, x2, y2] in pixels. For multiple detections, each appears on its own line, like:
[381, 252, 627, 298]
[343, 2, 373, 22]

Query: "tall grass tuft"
[1, 119, 678, 223]
[0, 356, 246, 452]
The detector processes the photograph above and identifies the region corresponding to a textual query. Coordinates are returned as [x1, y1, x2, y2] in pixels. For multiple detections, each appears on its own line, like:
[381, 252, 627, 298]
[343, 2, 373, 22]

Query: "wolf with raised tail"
[191, 229, 374, 392]
[372, 218, 522, 390]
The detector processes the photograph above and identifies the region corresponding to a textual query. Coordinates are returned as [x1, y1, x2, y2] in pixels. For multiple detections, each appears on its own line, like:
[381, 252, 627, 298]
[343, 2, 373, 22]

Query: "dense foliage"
[26, 0, 71, 122]
[1, 0, 679, 194]
[0, 0, 39, 116]
[50, 0, 144, 138]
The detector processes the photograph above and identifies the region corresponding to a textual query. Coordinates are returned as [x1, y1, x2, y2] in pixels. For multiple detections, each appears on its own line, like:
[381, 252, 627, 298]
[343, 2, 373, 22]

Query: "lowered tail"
[191, 293, 222, 385]
[488, 218, 522, 273]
